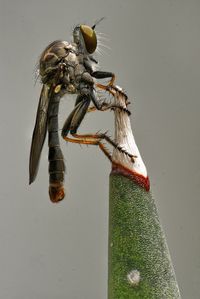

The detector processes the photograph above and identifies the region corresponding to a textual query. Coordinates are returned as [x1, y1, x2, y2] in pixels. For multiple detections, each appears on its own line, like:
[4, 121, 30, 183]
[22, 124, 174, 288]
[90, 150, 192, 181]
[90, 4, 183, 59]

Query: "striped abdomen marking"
[48, 94, 65, 202]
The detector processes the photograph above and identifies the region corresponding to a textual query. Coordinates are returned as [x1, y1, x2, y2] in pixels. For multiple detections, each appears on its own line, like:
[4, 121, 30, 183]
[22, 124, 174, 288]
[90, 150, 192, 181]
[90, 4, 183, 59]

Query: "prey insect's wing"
[29, 84, 50, 184]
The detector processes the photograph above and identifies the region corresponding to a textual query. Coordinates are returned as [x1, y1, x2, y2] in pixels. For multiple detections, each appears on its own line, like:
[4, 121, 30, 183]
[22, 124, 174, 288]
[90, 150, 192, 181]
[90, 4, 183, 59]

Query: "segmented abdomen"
[48, 94, 65, 202]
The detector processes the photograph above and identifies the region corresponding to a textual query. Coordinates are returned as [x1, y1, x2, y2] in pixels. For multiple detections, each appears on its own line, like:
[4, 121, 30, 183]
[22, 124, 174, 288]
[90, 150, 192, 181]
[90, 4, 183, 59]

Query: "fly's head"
[73, 18, 104, 55]
[73, 24, 97, 55]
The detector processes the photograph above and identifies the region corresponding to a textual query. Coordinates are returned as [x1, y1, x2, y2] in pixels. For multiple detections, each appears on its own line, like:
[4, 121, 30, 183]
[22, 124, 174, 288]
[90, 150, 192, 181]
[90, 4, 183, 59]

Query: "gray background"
[0, 0, 199, 298]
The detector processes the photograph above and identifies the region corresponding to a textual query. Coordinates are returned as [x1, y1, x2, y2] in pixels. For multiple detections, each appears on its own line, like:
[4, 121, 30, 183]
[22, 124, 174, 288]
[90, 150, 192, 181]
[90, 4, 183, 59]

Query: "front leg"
[77, 73, 130, 114]
[92, 71, 115, 86]
[90, 70, 129, 102]
[89, 88, 131, 115]
[84, 57, 115, 85]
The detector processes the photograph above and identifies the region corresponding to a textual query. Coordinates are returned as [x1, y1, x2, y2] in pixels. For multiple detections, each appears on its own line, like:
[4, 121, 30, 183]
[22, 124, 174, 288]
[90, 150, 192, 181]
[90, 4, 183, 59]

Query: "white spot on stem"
[127, 269, 140, 286]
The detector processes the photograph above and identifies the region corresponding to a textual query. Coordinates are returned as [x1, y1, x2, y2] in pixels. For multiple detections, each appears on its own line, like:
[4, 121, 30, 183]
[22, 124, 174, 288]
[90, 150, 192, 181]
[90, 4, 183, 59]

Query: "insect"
[29, 19, 134, 203]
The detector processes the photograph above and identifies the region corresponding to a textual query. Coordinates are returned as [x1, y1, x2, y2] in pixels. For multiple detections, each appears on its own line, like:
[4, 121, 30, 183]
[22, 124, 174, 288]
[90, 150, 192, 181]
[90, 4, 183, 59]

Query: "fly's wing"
[29, 84, 50, 184]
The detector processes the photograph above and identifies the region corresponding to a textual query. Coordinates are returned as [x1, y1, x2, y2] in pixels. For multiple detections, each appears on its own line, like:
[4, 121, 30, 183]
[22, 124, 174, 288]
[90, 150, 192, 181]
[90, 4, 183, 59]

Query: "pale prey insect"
[29, 19, 133, 202]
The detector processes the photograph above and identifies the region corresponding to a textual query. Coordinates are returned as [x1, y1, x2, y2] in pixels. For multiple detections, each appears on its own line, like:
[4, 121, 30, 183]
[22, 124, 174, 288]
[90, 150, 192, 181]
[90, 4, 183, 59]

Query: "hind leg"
[61, 94, 113, 161]
[61, 94, 90, 137]
[61, 95, 135, 162]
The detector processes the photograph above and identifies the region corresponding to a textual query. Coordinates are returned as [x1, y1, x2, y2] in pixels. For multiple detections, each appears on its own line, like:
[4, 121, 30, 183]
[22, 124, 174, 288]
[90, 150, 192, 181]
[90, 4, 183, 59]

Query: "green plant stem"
[108, 173, 181, 299]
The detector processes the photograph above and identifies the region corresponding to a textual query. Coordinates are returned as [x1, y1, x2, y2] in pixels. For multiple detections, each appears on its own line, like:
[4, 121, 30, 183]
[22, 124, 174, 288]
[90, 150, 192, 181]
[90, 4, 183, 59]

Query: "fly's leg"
[92, 71, 128, 101]
[89, 88, 131, 115]
[61, 94, 113, 161]
[80, 71, 129, 114]
[61, 94, 90, 138]
[61, 96, 135, 162]
[86, 71, 130, 114]
[63, 135, 113, 162]
[92, 71, 115, 88]
[63, 131, 135, 163]
[71, 132, 136, 162]
[86, 87, 133, 160]
[91, 71, 116, 96]
[87, 103, 131, 115]
[96, 82, 129, 101]
[61, 84, 134, 162]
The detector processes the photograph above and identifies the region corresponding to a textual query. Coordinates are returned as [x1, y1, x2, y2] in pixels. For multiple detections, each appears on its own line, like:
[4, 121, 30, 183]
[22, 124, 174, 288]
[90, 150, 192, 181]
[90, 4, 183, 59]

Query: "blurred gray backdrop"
[0, 0, 200, 298]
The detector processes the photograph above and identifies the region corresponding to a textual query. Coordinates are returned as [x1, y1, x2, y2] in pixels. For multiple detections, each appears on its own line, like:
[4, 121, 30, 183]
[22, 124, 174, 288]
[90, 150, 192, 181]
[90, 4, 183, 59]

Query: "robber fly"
[29, 18, 133, 203]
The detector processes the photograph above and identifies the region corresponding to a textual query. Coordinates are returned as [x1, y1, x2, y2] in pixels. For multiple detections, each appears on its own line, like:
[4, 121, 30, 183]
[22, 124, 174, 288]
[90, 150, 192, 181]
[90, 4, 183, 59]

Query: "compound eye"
[80, 25, 97, 54]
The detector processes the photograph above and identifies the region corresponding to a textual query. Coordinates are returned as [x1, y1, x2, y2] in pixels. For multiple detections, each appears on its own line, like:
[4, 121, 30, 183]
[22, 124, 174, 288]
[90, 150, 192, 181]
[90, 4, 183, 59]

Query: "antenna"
[92, 17, 105, 29]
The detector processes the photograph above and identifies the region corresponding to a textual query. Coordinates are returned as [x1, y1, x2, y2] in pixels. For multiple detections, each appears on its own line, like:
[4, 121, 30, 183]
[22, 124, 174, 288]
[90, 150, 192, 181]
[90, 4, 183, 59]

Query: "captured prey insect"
[29, 19, 134, 203]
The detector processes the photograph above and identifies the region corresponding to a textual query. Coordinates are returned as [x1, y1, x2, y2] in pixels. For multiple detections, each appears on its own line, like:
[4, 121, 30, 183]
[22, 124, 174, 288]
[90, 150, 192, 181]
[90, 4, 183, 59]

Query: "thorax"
[39, 40, 85, 87]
